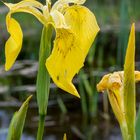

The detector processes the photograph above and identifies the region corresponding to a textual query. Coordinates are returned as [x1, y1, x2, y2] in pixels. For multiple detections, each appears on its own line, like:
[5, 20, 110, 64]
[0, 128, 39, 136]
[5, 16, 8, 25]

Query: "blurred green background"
[0, 0, 140, 140]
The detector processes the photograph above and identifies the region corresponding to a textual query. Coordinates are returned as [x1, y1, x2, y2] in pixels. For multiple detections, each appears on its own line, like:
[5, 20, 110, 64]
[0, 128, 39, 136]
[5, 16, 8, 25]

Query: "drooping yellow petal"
[97, 71, 140, 93]
[97, 72, 125, 124]
[64, 5, 100, 54]
[5, 14, 23, 71]
[107, 90, 125, 124]
[46, 28, 80, 97]
[4, 0, 49, 70]
[97, 74, 111, 92]
[46, 5, 99, 97]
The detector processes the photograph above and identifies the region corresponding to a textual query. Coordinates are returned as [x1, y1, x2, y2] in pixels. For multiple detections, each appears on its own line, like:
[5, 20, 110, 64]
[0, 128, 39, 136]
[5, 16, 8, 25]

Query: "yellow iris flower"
[97, 71, 140, 124]
[4, 0, 100, 97]
[97, 24, 137, 139]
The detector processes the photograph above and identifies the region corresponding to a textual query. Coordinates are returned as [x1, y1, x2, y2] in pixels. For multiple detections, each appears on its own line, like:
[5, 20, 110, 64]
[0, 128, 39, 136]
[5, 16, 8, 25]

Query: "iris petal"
[4, 0, 48, 70]
[5, 14, 23, 71]
[4, 0, 43, 10]
[50, 10, 68, 28]
[46, 5, 99, 97]
[4, 0, 47, 25]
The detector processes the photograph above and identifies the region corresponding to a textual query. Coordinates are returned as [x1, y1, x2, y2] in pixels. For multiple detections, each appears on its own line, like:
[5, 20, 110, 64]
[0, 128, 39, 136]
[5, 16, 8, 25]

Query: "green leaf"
[136, 105, 140, 140]
[36, 25, 53, 115]
[124, 23, 136, 139]
[117, 0, 130, 66]
[7, 95, 32, 140]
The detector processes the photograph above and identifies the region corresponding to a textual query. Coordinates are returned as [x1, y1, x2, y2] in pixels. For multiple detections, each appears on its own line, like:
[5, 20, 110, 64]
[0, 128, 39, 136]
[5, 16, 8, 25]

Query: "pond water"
[0, 104, 122, 140]
[0, 60, 124, 140]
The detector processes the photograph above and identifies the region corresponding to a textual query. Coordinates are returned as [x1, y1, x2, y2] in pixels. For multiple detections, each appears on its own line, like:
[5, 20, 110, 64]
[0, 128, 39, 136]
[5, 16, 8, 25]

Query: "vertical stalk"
[37, 115, 45, 140]
[120, 121, 135, 140]
[128, 134, 136, 140]
[136, 105, 140, 140]
[120, 122, 128, 140]
[36, 24, 53, 140]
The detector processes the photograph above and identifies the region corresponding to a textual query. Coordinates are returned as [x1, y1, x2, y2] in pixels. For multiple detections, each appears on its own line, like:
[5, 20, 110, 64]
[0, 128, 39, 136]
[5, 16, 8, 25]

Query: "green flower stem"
[120, 122, 128, 140]
[130, 135, 136, 140]
[36, 24, 53, 140]
[37, 115, 45, 140]
[120, 121, 136, 140]
[128, 133, 136, 140]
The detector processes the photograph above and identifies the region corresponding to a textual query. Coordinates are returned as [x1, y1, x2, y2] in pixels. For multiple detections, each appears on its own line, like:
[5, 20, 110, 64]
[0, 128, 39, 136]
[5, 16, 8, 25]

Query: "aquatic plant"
[3, 0, 99, 139]
[3, 0, 99, 97]
[97, 24, 138, 140]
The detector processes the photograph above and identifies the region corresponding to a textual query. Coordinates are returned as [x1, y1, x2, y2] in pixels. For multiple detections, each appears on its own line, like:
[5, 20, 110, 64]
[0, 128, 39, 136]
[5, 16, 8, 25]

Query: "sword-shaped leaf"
[7, 95, 32, 140]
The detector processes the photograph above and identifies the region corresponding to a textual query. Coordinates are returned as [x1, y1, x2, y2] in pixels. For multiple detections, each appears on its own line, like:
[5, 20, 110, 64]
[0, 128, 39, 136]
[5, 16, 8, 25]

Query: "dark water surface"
[0, 60, 139, 140]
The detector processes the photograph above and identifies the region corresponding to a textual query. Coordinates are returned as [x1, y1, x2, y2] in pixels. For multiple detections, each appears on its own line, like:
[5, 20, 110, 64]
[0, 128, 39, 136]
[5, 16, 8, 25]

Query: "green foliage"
[136, 105, 140, 140]
[36, 25, 53, 140]
[124, 24, 136, 140]
[117, 0, 130, 66]
[7, 95, 32, 140]
[36, 25, 53, 115]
